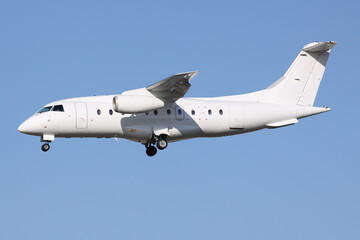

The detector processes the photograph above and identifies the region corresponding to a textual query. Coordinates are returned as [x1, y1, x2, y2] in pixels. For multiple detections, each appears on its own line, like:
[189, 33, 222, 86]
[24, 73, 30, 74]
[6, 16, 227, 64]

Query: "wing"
[146, 71, 199, 101]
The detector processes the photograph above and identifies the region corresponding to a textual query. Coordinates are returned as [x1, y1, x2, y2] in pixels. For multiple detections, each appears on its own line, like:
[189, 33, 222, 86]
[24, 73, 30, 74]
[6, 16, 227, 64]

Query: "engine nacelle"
[113, 95, 165, 114]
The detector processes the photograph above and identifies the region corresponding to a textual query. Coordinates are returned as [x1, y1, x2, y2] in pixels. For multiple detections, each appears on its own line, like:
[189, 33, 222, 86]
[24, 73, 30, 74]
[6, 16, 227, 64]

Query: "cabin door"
[75, 102, 88, 129]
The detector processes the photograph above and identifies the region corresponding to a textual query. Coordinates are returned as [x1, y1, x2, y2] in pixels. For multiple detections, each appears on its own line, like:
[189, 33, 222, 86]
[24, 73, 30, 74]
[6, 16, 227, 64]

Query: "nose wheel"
[41, 143, 50, 152]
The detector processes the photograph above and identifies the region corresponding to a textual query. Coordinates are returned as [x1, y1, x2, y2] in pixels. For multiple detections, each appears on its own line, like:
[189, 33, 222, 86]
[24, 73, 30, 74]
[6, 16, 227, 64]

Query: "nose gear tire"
[41, 143, 50, 152]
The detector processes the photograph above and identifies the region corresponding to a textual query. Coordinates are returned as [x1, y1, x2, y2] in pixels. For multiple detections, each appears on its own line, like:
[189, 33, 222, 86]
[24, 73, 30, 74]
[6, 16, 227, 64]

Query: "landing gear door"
[229, 104, 244, 129]
[75, 102, 88, 129]
[175, 106, 185, 121]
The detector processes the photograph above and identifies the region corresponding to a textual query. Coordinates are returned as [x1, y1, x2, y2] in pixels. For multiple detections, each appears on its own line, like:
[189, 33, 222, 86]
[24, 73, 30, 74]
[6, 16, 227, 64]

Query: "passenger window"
[167, 109, 171, 115]
[154, 110, 158, 115]
[191, 109, 195, 115]
[219, 109, 223, 115]
[208, 109, 212, 115]
[52, 105, 64, 112]
[38, 106, 52, 113]
[178, 109, 182, 115]
[97, 109, 101, 115]
[109, 109, 113, 115]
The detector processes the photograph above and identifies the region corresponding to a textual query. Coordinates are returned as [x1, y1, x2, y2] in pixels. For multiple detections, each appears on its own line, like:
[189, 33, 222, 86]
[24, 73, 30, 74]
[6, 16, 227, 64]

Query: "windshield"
[38, 106, 52, 113]
[52, 105, 64, 112]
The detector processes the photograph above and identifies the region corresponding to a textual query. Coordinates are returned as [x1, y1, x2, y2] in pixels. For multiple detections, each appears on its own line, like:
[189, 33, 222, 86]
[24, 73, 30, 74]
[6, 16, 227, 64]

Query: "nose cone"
[18, 120, 31, 134]
[18, 116, 41, 135]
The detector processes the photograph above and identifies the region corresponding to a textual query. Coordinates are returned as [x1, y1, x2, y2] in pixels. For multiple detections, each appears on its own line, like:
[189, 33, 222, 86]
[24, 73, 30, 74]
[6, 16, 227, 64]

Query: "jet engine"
[113, 95, 165, 114]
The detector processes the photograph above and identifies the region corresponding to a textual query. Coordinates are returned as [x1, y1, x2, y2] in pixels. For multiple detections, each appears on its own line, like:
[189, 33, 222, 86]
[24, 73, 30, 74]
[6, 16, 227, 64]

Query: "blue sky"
[1, 0, 359, 239]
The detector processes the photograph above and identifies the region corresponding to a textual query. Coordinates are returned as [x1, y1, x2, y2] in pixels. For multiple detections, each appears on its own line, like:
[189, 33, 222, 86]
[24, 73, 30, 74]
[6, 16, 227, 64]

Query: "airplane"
[18, 41, 337, 156]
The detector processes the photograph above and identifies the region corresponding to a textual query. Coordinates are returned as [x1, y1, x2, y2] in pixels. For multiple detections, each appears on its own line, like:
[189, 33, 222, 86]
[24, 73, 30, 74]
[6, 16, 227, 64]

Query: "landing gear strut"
[41, 143, 50, 152]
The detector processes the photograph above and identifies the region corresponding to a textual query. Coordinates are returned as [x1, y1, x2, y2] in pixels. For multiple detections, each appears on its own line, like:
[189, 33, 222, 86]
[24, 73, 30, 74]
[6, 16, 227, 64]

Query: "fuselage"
[17, 41, 336, 156]
[18, 95, 329, 144]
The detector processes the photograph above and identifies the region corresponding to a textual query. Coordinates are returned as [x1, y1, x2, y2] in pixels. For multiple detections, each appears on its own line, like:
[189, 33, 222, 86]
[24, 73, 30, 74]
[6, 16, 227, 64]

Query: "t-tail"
[226, 41, 337, 109]
[218, 41, 338, 121]
[266, 41, 337, 106]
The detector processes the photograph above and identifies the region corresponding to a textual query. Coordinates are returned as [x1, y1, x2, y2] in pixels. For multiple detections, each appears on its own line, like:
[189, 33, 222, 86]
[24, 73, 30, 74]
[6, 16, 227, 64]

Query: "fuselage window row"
[138, 108, 222, 117]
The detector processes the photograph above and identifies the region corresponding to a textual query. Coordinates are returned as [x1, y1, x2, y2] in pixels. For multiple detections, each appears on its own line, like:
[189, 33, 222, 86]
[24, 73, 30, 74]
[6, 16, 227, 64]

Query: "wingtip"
[175, 70, 199, 75]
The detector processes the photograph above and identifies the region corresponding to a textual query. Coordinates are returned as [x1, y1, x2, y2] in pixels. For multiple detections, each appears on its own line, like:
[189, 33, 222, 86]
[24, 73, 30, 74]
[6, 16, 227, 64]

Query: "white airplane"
[18, 41, 337, 156]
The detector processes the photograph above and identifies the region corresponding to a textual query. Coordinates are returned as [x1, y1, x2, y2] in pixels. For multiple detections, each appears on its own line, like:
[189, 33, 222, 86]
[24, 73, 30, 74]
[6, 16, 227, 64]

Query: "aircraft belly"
[168, 125, 204, 140]
[120, 116, 153, 140]
[122, 127, 153, 140]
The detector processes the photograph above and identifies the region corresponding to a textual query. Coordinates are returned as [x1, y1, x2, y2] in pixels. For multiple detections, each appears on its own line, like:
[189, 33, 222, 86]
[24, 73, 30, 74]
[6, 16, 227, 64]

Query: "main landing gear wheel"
[146, 146, 157, 157]
[156, 139, 168, 150]
[41, 143, 50, 152]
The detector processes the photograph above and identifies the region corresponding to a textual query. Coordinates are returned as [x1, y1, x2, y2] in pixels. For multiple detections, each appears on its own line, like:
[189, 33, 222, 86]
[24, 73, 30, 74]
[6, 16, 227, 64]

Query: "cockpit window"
[38, 106, 52, 113]
[52, 105, 64, 112]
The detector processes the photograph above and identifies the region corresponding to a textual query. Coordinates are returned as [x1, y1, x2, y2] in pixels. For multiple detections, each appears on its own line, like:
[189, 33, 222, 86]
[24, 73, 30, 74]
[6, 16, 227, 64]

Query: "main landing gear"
[41, 143, 50, 152]
[145, 134, 168, 157]
[146, 145, 157, 157]
[156, 138, 168, 150]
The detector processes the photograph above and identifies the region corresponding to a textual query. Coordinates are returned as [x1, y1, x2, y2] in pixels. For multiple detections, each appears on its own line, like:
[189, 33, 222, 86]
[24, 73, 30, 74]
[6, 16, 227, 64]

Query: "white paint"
[113, 95, 165, 114]
[18, 41, 337, 155]
[75, 102, 88, 129]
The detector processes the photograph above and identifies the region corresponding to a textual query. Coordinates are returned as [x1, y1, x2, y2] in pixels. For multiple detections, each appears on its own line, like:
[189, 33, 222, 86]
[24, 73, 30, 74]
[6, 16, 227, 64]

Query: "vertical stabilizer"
[267, 41, 337, 106]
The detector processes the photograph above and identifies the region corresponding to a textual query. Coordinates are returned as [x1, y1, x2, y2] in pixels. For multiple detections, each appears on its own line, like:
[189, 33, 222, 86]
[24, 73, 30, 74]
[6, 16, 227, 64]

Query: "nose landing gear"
[41, 134, 54, 152]
[41, 143, 50, 152]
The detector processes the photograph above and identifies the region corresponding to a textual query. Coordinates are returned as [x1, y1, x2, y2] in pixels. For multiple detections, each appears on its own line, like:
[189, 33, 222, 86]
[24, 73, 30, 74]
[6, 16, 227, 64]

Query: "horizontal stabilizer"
[303, 41, 338, 53]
